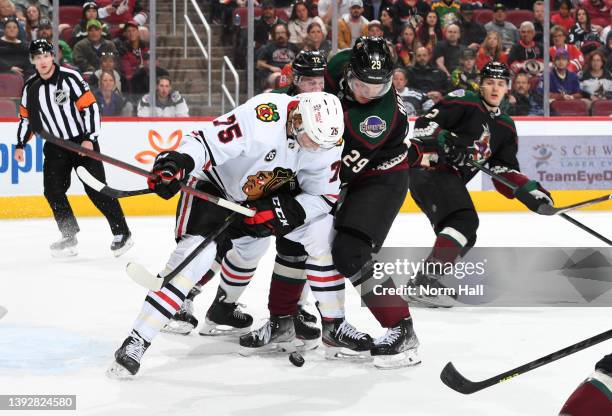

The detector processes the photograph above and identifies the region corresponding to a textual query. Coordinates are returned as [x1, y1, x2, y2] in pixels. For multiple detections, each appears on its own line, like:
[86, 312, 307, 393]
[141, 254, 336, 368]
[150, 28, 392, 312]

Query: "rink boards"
[0, 117, 611, 218]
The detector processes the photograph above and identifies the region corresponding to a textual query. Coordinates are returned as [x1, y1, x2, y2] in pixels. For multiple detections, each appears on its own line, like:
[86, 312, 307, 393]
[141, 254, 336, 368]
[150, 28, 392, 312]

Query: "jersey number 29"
[342, 150, 369, 173]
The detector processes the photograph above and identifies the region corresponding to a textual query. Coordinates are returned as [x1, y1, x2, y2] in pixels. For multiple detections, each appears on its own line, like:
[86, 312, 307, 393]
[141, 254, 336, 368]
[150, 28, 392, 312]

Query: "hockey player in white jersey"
[108, 91, 344, 378]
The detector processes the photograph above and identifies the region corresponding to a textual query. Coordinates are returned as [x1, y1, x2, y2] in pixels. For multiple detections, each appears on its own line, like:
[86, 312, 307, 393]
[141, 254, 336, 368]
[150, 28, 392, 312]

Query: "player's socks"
[268, 253, 308, 316]
[306, 255, 346, 319]
[218, 250, 256, 303]
[431, 227, 465, 263]
[559, 368, 612, 415]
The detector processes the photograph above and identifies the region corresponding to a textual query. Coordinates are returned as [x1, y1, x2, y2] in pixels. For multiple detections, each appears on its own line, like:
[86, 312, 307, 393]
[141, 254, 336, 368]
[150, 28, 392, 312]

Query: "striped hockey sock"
[306, 255, 345, 319]
[218, 249, 257, 304]
[268, 253, 307, 316]
[432, 227, 467, 263]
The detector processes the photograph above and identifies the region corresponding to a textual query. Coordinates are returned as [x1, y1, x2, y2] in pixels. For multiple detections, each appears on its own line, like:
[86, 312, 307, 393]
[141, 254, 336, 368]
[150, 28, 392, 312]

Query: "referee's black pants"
[43, 141, 130, 238]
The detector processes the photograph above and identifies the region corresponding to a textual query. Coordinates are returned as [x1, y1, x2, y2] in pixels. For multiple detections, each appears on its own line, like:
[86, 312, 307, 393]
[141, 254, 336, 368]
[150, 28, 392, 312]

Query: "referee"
[14, 39, 133, 258]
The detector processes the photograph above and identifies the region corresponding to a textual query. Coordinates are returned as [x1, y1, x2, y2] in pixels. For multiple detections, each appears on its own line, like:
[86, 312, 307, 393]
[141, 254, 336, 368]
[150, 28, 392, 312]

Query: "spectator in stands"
[116, 20, 148, 81]
[37, 18, 73, 64]
[338, 0, 369, 49]
[255, 0, 285, 48]
[433, 22, 464, 78]
[580, 50, 612, 101]
[407, 46, 449, 102]
[13, 0, 50, 20]
[89, 52, 127, 93]
[476, 30, 507, 71]
[417, 10, 442, 52]
[393, 67, 434, 116]
[318, 0, 351, 26]
[394, 0, 429, 29]
[0, 0, 26, 42]
[94, 70, 131, 116]
[507, 21, 543, 76]
[484, 3, 519, 52]
[72, 2, 110, 46]
[532, 1, 546, 43]
[288, 1, 326, 49]
[506, 72, 533, 116]
[396, 24, 420, 67]
[550, 25, 584, 73]
[459, 3, 486, 50]
[129, 52, 170, 99]
[256, 22, 298, 91]
[548, 49, 583, 102]
[569, 7, 603, 49]
[552, 0, 575, 32]
[23, 4, 40, 40]
[379, 7, 400, 43]
[451, 47, 479, 93]
[303, 21, 332, 57]
[95, 0, 148, 29]
[581, 0, 610, 23]
[431, 0, 460, 29]
[361, 0, 392, 22]
[73, 19, 118, 74]
[137, 75, 189, 117]
[0, 16, 30, 77]
[604, 31, 612, 73]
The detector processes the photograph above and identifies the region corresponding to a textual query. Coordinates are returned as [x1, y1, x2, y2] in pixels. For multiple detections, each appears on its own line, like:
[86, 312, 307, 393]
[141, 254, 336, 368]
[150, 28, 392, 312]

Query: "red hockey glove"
[147, 151, 194, 200]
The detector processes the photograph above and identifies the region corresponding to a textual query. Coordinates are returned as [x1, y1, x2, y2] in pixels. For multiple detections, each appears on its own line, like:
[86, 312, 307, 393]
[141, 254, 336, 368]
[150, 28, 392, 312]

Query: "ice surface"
[0, 212, 610, 416]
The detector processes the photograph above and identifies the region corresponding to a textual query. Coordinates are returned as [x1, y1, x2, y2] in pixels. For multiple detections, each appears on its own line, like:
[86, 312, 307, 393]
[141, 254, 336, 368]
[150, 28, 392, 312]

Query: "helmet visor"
[347, 71, 392, 100]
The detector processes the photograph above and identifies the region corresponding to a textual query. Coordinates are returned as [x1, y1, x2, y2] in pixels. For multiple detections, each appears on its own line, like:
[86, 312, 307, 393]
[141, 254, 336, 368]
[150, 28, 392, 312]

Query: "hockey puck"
[289, 352, 305, 367]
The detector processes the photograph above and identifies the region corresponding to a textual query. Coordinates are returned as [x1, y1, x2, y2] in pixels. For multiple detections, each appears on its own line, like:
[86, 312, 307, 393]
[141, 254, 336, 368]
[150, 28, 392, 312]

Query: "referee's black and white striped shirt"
[16, 64, 100, 148]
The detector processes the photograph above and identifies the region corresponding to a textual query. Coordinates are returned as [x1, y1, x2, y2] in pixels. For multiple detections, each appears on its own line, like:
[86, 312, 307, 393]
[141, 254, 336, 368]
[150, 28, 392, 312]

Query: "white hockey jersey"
[179, 93, 343, 222]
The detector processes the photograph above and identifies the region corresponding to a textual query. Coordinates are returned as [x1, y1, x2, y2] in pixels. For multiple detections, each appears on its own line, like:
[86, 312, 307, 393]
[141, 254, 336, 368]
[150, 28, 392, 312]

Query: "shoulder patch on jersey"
[359, 115, 387, 138]
[448, 89, 466, 98]
[255, 103, 280, 122]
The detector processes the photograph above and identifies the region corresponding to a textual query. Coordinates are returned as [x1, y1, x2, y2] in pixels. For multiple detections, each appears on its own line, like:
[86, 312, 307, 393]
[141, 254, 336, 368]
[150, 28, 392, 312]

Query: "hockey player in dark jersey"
[406, 62, 553, 307]
[241, 37, 421, 369]
[558, 353, 612, 415]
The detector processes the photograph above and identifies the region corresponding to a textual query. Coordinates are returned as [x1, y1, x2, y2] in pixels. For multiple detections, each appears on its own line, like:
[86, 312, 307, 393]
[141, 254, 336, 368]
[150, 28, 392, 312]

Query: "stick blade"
[440, 362, 482, 395]
[126, 262, 163, 291]
[76, 166, 106, 192]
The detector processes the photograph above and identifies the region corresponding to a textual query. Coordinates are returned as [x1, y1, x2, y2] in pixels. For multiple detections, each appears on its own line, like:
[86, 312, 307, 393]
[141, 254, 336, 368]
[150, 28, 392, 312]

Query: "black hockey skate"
[107, 331, 151, 379]
[293, 311, 320, 351]
[161, 298, 199, 335]
[405, 271, 458, 308]
[321, 317, 374, 361]
[50, 235, 78, 258]
[199, 288, 252, 336]
[371, 316, 421, 369]
[298, 306, 317, 323]
[238, 314, 298, 356]
[110, 232, 133, 257]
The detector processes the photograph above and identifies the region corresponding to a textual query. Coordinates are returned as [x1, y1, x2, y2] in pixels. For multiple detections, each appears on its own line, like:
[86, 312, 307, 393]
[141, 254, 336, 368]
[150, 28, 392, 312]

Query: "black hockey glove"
[241, 192, 306, 238]
[147, 151, 195, 200]
[514, 180, 553, 213]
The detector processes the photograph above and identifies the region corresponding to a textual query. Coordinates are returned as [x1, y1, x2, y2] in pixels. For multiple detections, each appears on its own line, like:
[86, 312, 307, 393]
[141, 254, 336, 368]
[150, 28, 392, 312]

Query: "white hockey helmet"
[293, 92, 344, 150]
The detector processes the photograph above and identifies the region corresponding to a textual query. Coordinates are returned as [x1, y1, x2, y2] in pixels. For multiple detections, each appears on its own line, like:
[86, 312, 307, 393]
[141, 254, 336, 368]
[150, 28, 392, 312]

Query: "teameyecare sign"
[366, 247, 612, 307]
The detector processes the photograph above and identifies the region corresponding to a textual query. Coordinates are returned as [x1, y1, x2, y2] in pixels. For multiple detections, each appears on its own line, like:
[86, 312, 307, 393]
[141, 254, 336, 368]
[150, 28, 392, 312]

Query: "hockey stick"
[537, 193, 612, 216]
[36, 130, 254, 217]
[440, 328, 612, 394]
[467, 160, 612, 246]
[76, 166, 153, 198]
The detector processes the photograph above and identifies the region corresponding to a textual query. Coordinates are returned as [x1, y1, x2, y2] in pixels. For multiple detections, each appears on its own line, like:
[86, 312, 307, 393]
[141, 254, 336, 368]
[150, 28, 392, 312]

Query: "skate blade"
[295, 337, 319, 352]
[324, 346, 372, 362]
[161, 320, 196, 335]
[405, 294, 455, 309]
[106, 361, 136, 380]
[199, 321, 251, 337]
[112, 237, 134, 258]
[51, 247, 77, 258]
[372, 349, 421, 369]
[238, 340, 298, 357]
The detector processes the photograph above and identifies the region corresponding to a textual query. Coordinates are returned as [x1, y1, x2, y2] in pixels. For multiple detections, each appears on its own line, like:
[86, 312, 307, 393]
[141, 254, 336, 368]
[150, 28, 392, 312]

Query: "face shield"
[347, 70, 392, 100]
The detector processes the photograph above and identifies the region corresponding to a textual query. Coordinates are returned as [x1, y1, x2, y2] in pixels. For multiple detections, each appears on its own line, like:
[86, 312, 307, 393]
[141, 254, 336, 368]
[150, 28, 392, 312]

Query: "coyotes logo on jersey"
[474, 124, 492, 161]
[241, 167, 294, 200]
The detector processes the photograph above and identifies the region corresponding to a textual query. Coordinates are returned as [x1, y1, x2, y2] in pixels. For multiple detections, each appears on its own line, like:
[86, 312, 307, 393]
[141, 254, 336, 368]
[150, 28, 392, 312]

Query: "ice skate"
[238, 315, 299, 356]
[405, 272, 457, 308]
[162, 298, 199, 335]
[321, 317, 373, 361]
[293, 311, 320, 351]
[198, 288, 252, 336]
[298, 305, 317, 323]
[50, 235, 78, 258]
[371, 317, 421, 369]
[107, 331, 151, 379]
[111, 232, 134, 257]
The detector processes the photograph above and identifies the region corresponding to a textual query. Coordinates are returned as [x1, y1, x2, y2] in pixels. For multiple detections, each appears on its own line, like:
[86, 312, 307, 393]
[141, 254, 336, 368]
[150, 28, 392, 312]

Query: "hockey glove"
[241, 193, 306, 238]
[147, 151, 195, 200]
[514, 180, 553, 213]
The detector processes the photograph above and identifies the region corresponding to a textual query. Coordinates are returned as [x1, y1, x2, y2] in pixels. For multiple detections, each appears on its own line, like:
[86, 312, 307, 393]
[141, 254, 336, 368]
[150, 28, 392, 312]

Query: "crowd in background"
[1, 0, 611, 116]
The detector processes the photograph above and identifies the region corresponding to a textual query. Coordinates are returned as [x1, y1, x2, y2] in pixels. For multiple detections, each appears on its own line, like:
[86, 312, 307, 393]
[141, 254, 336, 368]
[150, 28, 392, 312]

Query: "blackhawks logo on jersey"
[242, 167, 294, 200]
[255, 103, 280, 122]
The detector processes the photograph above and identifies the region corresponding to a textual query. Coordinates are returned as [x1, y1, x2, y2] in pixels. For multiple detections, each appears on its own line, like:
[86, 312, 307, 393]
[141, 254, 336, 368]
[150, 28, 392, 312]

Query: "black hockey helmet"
[480, 61, 510, 83]
[29, 39, 54, 57]
[345, 37, 393, 100]
[292, 50, 327, 78]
